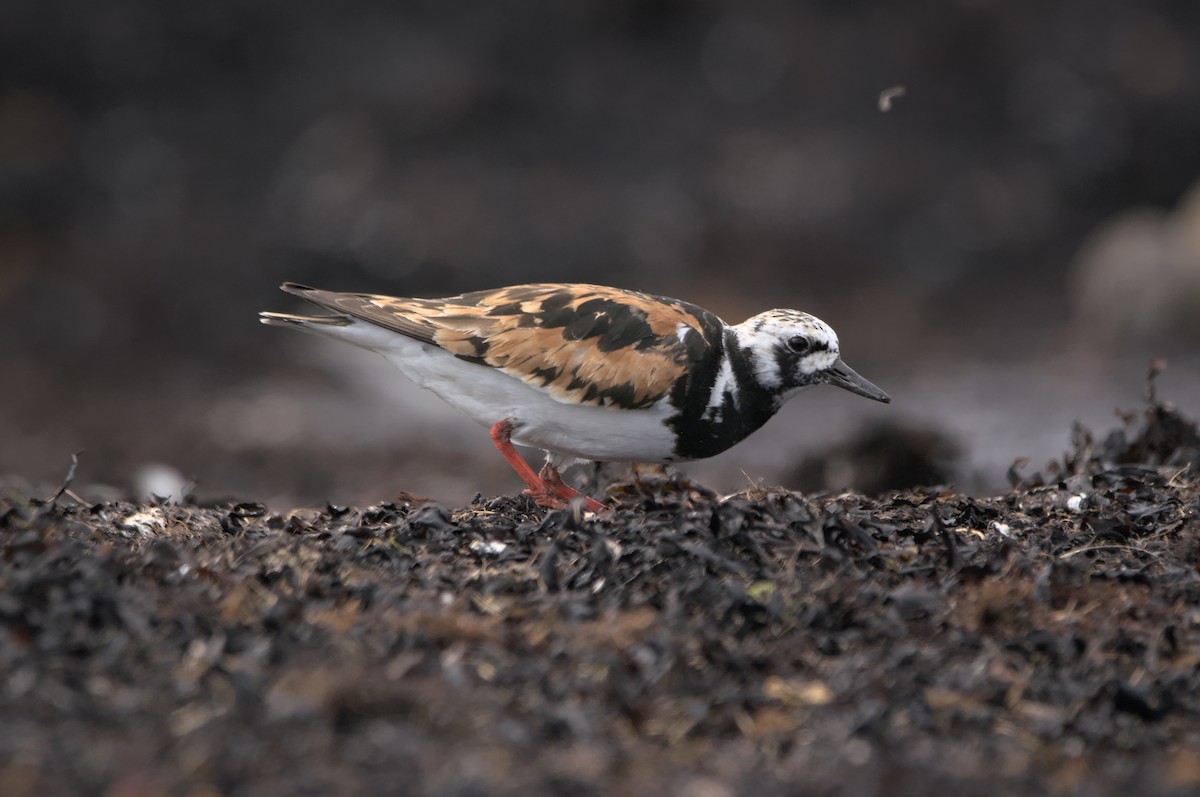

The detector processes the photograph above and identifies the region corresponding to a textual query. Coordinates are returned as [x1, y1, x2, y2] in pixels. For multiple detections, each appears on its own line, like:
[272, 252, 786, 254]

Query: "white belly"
[312, 319, 679, 462]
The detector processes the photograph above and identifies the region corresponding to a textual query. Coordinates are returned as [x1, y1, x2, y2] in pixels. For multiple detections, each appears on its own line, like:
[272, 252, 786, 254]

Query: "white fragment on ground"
[469, 540, 509, 556]
[989, 520, 1014, 538]
[120, 508, 166, 536]
[1066, 494, 1088, 512]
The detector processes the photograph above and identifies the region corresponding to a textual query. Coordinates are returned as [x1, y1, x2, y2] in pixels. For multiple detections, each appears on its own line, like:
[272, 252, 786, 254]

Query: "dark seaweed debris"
[2, 397, 1200, 796]
[1058, 361, 1200, 478]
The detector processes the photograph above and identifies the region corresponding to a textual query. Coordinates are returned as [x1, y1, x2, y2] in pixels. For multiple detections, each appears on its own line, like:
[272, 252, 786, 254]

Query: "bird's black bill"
[823, 359, 891, 403]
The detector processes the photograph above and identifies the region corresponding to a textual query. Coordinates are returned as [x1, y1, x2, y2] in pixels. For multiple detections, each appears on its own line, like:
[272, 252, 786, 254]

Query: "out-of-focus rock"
[1069, 178, 1200, 347]
[786, 422, 960, 495]
[133, 462, 189, 502]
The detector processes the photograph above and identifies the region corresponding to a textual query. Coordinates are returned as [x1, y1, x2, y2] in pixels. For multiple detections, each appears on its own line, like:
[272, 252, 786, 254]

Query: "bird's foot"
[538, 463, 608, 513]
[520, 486, 570, 510]
[522, 485, 606, 513]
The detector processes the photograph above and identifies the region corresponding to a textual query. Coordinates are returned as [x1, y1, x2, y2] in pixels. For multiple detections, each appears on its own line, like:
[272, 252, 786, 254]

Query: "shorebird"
[262, 282, 890, 511]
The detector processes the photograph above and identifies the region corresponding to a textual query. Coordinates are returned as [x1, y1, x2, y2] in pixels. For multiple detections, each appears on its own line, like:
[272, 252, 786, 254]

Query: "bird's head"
[733, 309, 891, 403]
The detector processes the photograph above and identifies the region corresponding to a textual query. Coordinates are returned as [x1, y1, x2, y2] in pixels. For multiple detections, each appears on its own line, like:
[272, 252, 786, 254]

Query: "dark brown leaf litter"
[3, 375, 1200, 797]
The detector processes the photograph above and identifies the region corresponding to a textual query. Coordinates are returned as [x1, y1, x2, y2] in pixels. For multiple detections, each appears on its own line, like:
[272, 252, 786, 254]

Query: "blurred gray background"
[3, 0, 1199, 507]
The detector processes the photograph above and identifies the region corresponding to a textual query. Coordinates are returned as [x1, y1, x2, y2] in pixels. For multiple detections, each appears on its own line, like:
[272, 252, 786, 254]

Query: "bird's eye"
[787, 335, 812, 355]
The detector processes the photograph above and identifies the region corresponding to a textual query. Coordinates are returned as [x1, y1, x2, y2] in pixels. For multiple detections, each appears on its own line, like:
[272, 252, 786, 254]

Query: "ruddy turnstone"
[261, 282, 890, 511]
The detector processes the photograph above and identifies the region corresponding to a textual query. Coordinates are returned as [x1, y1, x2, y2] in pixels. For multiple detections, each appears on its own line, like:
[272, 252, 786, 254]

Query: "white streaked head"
[735, 310, 839, 386]
[732, 309, 890, 403]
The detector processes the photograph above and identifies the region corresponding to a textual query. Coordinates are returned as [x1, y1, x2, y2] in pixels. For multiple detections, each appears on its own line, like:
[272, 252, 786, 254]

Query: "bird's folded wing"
[283, 283, 718, 410]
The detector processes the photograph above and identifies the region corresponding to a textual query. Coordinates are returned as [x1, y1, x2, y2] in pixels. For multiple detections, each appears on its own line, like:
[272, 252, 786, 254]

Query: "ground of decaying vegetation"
[1, 382, 1199, 797]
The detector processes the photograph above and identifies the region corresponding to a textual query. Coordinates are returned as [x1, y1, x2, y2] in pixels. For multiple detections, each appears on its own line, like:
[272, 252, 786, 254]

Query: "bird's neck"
[667, 327, 782, 460]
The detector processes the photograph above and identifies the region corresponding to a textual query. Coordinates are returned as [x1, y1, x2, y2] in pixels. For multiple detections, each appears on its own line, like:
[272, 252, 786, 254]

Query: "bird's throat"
[666, 332, 780, 460]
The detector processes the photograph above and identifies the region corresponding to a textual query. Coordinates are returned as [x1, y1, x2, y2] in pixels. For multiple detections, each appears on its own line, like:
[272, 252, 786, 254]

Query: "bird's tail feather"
[259, 311, 350, 329]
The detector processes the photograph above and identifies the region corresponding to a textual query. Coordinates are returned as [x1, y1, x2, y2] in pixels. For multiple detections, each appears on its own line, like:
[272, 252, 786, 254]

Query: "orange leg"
[488, 421, 606, 512]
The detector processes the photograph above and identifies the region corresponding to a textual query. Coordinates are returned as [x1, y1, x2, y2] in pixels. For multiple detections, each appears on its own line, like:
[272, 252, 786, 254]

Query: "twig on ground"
[35, 450, 85, 507]
[932, 503, 959, 570]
